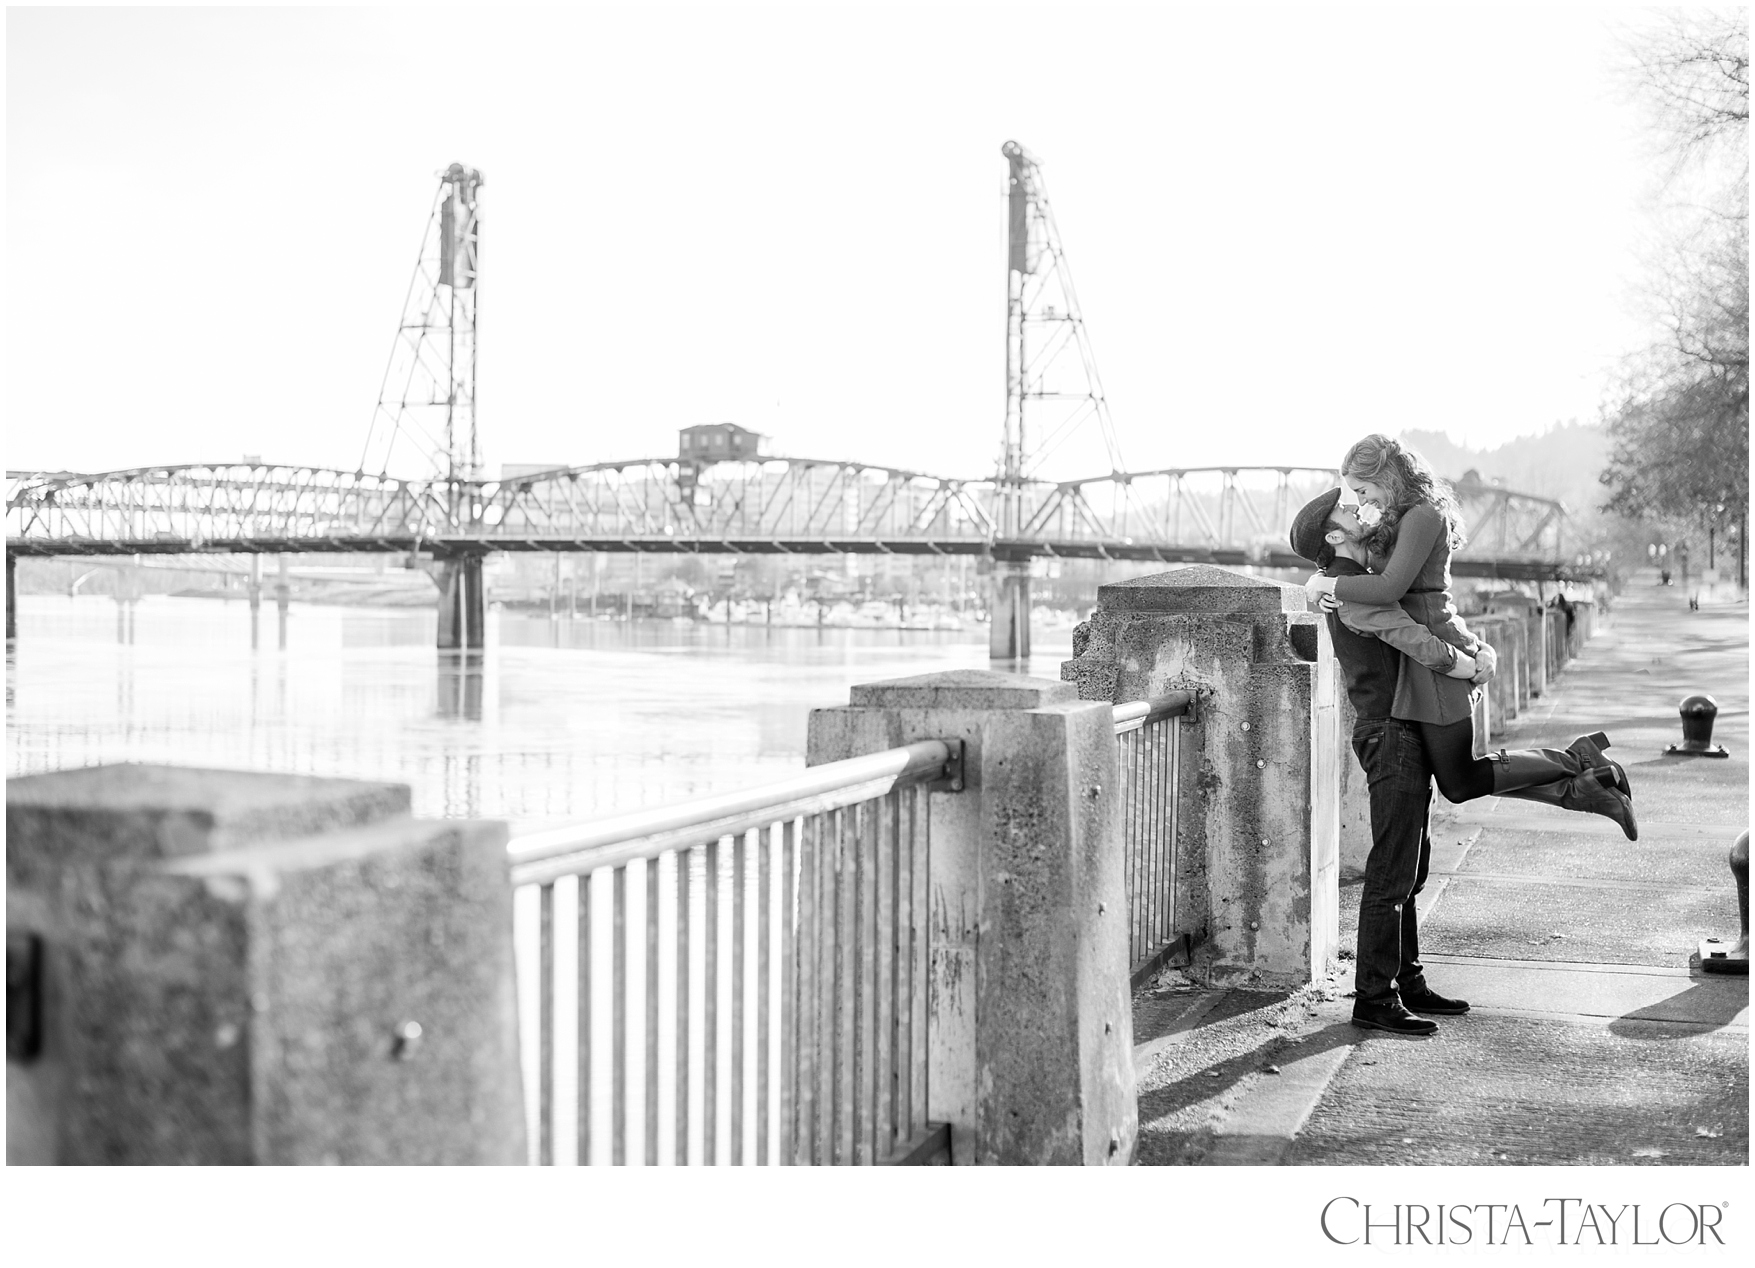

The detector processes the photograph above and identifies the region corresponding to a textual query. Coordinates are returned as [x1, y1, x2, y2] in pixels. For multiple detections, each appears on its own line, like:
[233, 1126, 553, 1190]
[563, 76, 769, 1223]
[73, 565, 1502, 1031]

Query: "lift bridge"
[4, 149, 1588, 656]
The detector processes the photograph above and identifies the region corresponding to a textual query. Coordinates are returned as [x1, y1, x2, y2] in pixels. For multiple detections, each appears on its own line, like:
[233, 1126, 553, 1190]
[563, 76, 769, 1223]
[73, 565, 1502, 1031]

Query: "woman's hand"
[1304, 573, 1337, 606]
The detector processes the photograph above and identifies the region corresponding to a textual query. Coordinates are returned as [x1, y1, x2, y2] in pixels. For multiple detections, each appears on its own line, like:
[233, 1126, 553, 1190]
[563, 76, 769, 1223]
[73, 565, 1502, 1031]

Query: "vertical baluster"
[538, 882, 555, 1166]
[675, 847, 690, 1165]
[1131, 725, 1144, 961]
[577, 872, 592, 1167]
[1169, 720, 1182, 942]
[757, 822, 772, 1166]
[786, 818, 808, 1164]
[1157, 721, 1170, 948]
[895, 787, 914, 1142]
[817, 807, 839, 1166]
[1143, 723, 1158, 958]
[1132, 727, 1146, 965]
[837, 804, 857, 1165]
[731, 830, 746, 1164]
[613, 864, 627, 1165]
[645, 856, 660, 1166]
[908, 783, 929, 1137]
[874, 788, 895, 1162]
[857, 796, 879, 1164]
[704, 836, 719, 1165]
[1144, 724, 1157, 960]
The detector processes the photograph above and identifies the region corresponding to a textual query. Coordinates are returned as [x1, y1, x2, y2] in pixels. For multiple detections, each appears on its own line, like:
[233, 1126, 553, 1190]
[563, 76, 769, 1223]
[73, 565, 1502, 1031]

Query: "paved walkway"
[1132, 569, 1749, 1166]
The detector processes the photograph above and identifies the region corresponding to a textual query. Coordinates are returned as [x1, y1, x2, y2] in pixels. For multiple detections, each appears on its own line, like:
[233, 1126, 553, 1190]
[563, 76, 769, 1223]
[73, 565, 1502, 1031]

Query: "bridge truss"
[6, 459, 1588, 580]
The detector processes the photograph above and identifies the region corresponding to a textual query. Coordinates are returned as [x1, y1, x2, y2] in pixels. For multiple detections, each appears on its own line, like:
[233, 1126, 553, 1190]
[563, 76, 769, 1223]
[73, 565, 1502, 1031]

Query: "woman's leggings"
[1416, 718, 1496, 803]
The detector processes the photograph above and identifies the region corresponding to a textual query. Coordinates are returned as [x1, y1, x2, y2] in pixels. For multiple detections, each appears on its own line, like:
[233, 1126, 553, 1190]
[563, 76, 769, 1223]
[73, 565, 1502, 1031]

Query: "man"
[1290, 488, 1485, 1036]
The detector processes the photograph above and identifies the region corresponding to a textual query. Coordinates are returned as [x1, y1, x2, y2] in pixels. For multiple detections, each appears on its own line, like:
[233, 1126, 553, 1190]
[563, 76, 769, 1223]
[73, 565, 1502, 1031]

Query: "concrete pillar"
[1528, 610, 1549, 697]
[436, 553, 486, 652]
[988, 560, 1031, 661]
[6, 764, 524, 1164]
[807, 670, 1134, 1165]
[1335, 677, 1373, 883]
[1060, 564, 1339, 988]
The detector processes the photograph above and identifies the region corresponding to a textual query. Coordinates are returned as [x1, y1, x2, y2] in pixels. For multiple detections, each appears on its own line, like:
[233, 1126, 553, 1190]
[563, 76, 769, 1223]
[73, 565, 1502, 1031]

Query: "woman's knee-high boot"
[1565, 730, 1632, 800]
[1489, 749, 1638, 841]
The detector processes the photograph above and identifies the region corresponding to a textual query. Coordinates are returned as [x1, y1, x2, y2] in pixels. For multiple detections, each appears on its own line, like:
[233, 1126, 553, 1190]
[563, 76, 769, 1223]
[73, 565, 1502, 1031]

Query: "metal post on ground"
[1696, 831, 1749, 975]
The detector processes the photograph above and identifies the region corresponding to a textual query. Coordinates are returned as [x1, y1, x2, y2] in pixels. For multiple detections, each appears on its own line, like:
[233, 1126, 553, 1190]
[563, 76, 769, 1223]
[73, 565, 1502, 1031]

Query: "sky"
[5, 3, 1670, 484]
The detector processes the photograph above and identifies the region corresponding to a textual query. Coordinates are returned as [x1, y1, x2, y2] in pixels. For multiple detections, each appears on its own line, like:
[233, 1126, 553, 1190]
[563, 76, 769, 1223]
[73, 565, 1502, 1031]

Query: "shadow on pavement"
[1608, 979, 1749, 1040]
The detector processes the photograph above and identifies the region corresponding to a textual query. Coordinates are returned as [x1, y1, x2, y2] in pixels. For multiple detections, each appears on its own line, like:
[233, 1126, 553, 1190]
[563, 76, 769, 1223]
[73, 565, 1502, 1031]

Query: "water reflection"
[437, 650, 486, 721]
[6, 595, 1075, 833]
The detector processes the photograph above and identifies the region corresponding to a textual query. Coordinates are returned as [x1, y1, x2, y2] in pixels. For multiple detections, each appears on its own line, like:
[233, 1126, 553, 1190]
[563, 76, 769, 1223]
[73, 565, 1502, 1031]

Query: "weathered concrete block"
[808, 671, 1134, 1166]
[7, 764, 524, 1165]
[1062, 565, 1339, 989]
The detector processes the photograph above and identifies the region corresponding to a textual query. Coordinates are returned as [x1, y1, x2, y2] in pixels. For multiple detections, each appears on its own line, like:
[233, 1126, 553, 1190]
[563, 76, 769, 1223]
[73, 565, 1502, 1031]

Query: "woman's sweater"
[1332, 502, 1482, 726]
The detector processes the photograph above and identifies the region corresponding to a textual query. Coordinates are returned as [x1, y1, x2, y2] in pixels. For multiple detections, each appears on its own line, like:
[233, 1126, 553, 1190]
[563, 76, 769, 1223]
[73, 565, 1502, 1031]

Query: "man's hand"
[1317, 593, 1341, 614]
[1305, 573, 1336, 605]
[1471, 643, 1498, 685]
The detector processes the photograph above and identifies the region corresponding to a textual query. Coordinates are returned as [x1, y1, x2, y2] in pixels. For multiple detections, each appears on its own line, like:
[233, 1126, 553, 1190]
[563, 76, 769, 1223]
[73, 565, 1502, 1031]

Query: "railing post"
[6, 764, 525, 1164]
[1062, 564, 1339, 988]
[807, 671, 1134, 1165]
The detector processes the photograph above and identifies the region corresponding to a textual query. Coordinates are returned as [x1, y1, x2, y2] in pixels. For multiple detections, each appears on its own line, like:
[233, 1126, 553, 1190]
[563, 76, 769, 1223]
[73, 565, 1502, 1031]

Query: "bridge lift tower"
[360, 162, 487, 650]
[992, 141, 1127, 659]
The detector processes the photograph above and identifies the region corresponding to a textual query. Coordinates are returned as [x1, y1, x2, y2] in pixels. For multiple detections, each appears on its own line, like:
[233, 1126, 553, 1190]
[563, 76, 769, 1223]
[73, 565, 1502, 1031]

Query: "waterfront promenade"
[1132, 569, 1749, 1166]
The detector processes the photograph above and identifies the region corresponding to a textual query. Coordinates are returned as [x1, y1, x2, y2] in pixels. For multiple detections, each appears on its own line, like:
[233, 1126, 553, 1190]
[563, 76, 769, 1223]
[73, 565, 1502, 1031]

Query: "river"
[6, 594, 1076, 833]
[6, 593, 1082, 1164]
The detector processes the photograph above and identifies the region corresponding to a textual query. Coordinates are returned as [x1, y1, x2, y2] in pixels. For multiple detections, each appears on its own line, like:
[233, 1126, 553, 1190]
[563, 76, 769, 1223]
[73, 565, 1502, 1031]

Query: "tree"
[1600, 9, 1749, 565]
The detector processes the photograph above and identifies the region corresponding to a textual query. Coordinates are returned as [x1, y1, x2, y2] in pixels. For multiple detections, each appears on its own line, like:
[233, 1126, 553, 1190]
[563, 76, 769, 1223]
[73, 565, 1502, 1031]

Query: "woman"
[1304, 434, 1637, 839]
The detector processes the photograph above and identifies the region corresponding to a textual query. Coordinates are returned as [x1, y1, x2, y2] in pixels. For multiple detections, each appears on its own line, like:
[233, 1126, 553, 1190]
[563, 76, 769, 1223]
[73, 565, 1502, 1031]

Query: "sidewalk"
[1132, 569, 1749, 1166]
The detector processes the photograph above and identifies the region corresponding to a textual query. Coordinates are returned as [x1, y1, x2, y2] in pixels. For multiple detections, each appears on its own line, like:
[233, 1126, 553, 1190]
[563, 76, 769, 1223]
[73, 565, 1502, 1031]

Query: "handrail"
[507, 739, 955, 886]
[1112, 691, 1193, 735]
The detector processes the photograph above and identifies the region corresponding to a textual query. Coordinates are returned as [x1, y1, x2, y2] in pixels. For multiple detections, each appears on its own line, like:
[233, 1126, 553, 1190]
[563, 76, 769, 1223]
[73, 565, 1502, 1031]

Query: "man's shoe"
[1350, 1000, 1439, 1036]
[1401, 985, 1470, 1016]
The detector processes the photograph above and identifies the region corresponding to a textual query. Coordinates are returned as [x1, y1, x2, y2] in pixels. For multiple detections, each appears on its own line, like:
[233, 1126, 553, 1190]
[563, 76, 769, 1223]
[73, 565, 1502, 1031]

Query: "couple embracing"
[1290, 434, 1636, 1037]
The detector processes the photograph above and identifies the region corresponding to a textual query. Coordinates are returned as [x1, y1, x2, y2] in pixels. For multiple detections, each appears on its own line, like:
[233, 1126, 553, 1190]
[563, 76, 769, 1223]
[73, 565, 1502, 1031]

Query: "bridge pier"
[436, 552, 486, 652]
[7, 551, 15, 642]
[988, 560, 1032, 661]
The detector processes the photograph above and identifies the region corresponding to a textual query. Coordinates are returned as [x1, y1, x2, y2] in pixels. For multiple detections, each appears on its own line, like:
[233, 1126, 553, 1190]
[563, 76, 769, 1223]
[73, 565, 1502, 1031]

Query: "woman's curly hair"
[1341, 434, 1467, 558]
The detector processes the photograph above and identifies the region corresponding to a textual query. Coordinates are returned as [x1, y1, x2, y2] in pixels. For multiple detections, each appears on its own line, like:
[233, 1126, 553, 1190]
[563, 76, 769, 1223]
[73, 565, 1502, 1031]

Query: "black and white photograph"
[4, 0, 1747, 1256]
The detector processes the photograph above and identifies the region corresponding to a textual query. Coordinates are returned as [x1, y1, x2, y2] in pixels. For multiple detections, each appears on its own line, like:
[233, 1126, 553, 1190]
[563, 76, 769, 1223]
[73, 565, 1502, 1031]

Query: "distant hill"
[1399, 424, 1609, 516]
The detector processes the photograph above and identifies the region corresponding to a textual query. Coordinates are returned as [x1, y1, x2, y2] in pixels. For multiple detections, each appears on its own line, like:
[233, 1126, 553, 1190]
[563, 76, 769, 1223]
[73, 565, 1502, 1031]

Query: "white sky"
[6, 3, 1667, 482]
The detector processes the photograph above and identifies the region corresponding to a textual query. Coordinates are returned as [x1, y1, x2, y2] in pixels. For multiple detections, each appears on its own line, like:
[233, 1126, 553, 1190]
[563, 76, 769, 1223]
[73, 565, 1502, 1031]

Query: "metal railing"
[1112, 692, 1194, 988]
[506, 739, 957, 1166]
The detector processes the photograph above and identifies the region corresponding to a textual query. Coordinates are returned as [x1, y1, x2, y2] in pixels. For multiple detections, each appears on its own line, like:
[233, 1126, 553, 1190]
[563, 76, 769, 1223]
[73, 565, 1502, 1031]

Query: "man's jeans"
[1351, 717, 1433, 1006]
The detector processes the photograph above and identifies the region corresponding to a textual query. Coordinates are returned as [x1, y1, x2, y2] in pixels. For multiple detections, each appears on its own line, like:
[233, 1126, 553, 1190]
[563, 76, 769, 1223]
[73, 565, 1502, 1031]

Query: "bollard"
[1695, 831, 1749, 976]
[1666, 693, 1730, 758]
